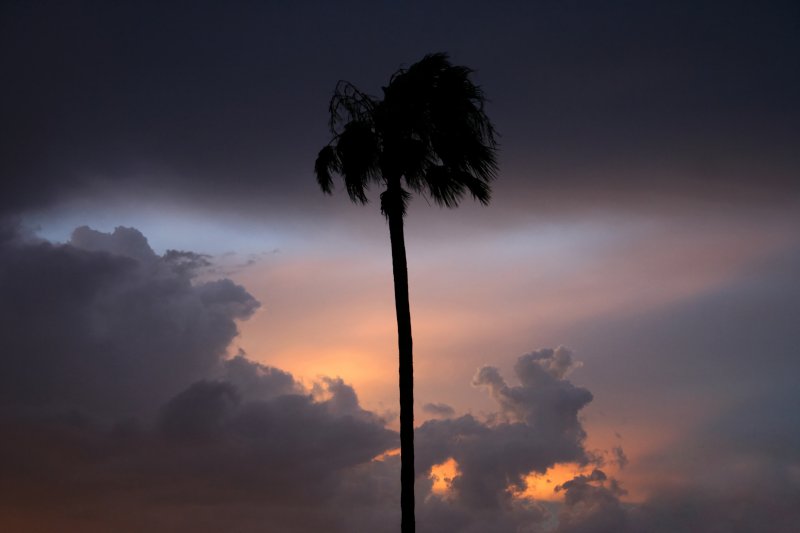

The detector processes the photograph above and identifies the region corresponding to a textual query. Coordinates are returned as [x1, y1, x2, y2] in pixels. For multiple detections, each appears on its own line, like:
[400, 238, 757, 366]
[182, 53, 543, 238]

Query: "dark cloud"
[552, 244, 800, 533]
[471, 348, 591, 443]
[223, 352, 300, 401]
[549, 453, 800, 533]
[153, 369, 397, 504]
[620, 383, 800, 532]
[628, 478, 800, 533]
[555, 470, 628, 533]
[565, 242, 800, 469]
[0, 224, 259, 419]
[0, 225, 399, 531]
[422, 401, 456, 418]
[2, 1, 797, 217]
[0, 364, 399, 532]
[415, 348, 595, 530]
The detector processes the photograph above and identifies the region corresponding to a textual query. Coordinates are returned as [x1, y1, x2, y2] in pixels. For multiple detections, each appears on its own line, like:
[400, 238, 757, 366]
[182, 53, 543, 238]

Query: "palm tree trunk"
[386, 194, 415, 533]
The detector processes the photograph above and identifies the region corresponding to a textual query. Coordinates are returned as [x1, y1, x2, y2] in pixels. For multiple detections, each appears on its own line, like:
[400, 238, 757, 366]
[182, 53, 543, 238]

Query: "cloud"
[0, 362, 398, 532]
[0, 225, 399, 530]
[223, 352, 301, 401]
[2, 2, 797, 220]
[0, 225, 259, 420]
[414, 348, 595, 530]
[0, 230, 603, 532]
[422, 402, 456, 418]
[558, 242, 800, 532]
[3, 223, 797, 531]
[611, 446, 628, 470]
[555, 470, 628, 533]
[472, 347, 590, 430]
[153, 367, 397, 502]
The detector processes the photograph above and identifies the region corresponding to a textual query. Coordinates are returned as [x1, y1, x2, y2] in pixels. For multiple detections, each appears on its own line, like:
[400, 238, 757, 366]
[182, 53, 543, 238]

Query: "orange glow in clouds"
[510, 463, 593, 502]
[429, 458, 460, 495]
[227, 214, 793, 509]
[427, 459, 631, 503]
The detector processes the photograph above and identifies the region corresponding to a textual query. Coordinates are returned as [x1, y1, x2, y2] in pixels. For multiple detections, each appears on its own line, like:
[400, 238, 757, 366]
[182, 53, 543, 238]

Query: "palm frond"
[329, 81, 377, 135]
[423, 166, 466, 208]
[336, 121, 381, 204]
[314, 145, 339, 194]
[460, 172, 492, 205]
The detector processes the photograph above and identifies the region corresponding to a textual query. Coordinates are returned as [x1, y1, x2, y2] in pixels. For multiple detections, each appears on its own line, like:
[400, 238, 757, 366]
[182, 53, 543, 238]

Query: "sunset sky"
[2, 1, 799, 531]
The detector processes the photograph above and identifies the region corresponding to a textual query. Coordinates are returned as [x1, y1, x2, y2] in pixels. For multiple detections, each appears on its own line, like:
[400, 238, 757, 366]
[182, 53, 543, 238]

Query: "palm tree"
[314, 53, 498, 532]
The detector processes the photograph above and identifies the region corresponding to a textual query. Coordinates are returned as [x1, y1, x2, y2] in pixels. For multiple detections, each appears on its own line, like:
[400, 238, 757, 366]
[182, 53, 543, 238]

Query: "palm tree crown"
[315, 52, 498, 217]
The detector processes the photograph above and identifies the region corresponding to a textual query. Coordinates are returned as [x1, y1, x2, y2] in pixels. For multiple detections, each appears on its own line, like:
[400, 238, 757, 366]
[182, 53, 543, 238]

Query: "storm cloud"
[412, 348, 598, 531]
[0, 224, 259, 419]
[2, 1, 797, 219]
[0, 225, 399, 531]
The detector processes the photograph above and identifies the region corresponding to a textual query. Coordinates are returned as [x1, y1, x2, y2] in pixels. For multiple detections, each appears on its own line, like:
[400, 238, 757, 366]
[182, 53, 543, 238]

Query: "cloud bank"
[0, 224, 398, 531]
[1, 224, 798, 531]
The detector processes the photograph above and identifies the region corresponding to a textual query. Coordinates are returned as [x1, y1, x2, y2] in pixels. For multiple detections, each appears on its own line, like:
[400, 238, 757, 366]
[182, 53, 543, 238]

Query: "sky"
[2, 1, 799, 531]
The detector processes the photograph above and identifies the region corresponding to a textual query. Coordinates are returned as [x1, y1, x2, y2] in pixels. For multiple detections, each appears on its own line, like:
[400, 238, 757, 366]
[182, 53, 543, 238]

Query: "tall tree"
[315, 53, 498, 532]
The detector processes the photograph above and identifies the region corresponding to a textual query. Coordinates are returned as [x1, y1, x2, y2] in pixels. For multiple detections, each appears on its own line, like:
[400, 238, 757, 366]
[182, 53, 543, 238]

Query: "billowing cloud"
[0, 225, 398, 531]
[0, 224, 259, 419]
[414, 348, 596, 531]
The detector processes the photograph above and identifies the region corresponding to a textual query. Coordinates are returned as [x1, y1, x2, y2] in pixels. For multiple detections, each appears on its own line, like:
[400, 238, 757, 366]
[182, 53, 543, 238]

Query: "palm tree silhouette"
[315, 53, 498, 532]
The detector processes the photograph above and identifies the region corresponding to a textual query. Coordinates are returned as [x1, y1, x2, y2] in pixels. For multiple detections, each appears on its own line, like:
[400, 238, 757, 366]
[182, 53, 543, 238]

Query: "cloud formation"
[411, 348, 598, 531]
[0, 225, 399, 530]
[0, 227, 608, 530]
[0, 224, 259, 419]
[2, 224, 798, 531]
[554, 470, 628, 533]
[422, 402, 456, 418]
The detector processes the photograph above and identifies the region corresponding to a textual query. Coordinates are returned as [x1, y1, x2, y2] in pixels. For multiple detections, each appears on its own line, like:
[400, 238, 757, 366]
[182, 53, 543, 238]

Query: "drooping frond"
[423, 166, 466, 208]
[314, 145, 339, 194]
[329, 81, 377, 136]
[423, 167, 492, 208]
[335, 121, 381, 203]
[314, 81, 382, 204]
[460, 172, 492, 205]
